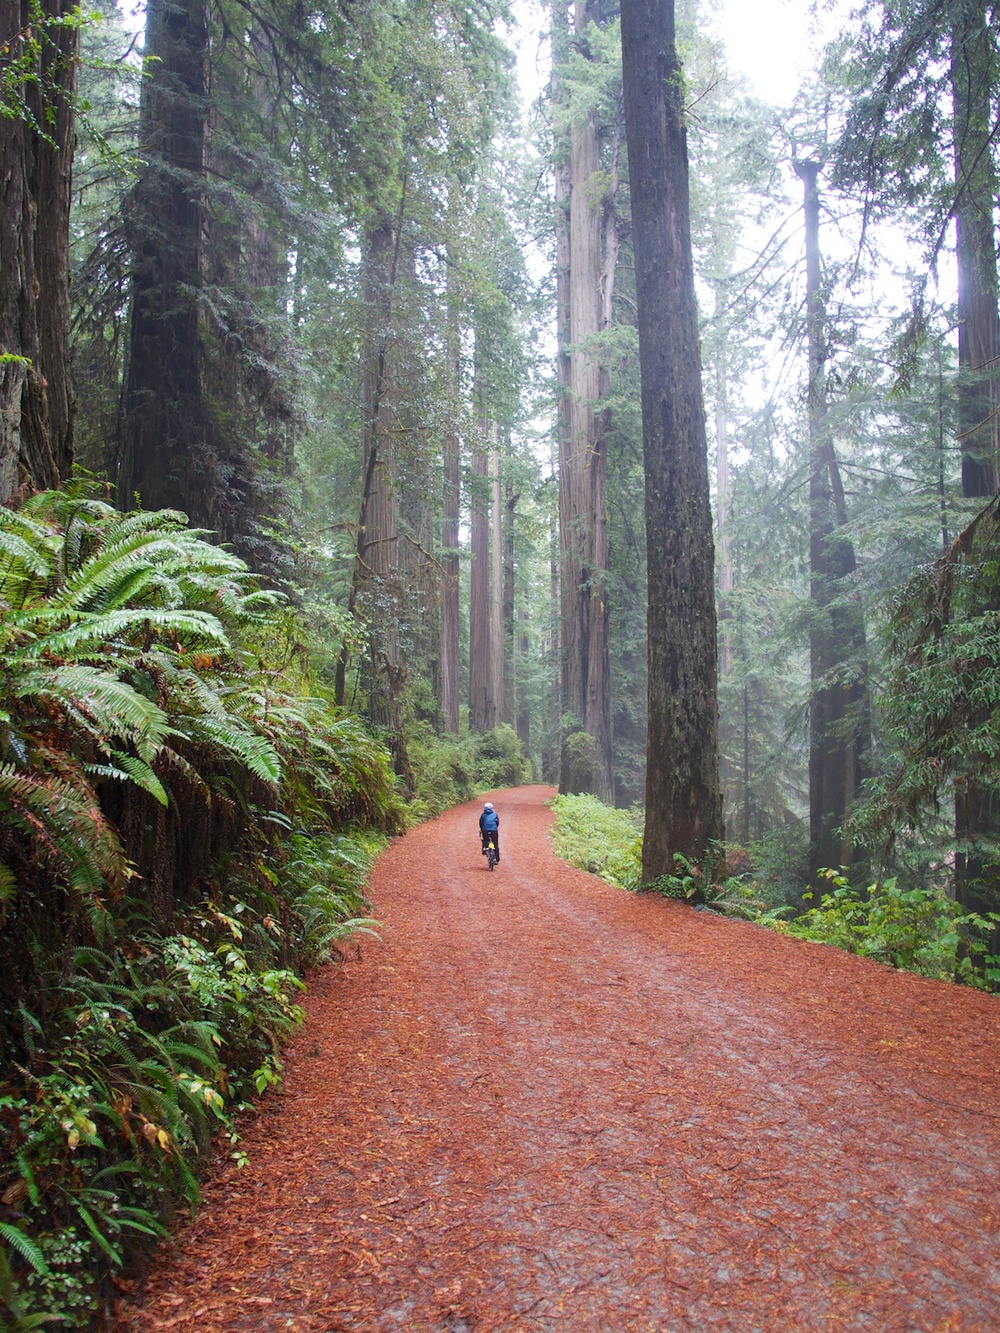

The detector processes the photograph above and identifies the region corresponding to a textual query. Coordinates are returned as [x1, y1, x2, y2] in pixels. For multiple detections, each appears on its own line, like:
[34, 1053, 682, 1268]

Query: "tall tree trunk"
[118, 0, 209, 521]
[714, 286, 734, 681]
[440, 267, 462, 734]
[796, 159, 869, 878]
[0, 0, 77, 501]
[358, 222, 400, 720]
[714, 284, 735, 806]
[951, 3, 1000, 916]
[469, 360, 494, 732]
[620, 0, 724, 883]
[504, 478, 518, 728]
[489, 431, 505, 722]
[554, 0, 614, 801]
[561, 57, 601, 758]
[336, 216, 410, 783]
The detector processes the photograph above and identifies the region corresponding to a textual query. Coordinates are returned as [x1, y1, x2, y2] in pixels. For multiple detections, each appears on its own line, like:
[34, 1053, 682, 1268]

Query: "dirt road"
[115, 785, 1000, 1331]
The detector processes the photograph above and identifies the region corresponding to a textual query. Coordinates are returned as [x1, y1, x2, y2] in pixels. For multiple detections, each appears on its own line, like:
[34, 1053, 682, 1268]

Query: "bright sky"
[709, 0, 822, 106]
[511, 0, 838, 111]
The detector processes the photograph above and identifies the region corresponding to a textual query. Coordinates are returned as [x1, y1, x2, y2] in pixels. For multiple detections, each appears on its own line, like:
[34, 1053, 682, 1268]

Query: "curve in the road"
[115, 785, 1000, 1332]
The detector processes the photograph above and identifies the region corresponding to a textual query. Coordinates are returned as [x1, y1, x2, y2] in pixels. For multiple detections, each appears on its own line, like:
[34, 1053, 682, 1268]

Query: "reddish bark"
[0, 0, 77, 500]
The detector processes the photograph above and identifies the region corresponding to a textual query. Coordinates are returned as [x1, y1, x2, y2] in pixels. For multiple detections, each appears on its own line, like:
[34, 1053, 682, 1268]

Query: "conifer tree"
[0, 0, 80, 500]
[620, 0, 723, 881]
[795, 159, 870, 876]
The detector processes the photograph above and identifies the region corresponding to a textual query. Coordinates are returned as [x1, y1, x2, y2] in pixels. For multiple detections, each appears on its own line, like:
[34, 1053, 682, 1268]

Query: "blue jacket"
[479, 809, 499, 833]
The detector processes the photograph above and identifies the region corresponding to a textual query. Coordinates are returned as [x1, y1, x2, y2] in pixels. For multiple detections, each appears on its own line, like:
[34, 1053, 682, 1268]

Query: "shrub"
[406, 724, 532, 822]
[473, 725, 532, 791]
[772, 869, 1000, 985]
[549, 793, 643, 890]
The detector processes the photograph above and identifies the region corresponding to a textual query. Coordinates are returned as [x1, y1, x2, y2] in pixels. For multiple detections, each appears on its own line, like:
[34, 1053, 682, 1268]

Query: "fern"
[15, 606, 229, 656]
[186, 717, 281, 786]
[0, 1227, 49, 1278]
[17, 664, 174, 753]
[103, 751, 170, 806]
[0, 765, 132, 896]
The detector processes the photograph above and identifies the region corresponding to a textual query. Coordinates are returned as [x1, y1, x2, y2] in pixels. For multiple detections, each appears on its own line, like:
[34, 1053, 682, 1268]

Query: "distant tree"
[620, 0, 723, 881]
[795, 159, 870, 877]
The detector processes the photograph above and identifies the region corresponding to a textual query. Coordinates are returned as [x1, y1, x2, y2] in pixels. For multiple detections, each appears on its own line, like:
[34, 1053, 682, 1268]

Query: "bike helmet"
[484, 802, 493, 811]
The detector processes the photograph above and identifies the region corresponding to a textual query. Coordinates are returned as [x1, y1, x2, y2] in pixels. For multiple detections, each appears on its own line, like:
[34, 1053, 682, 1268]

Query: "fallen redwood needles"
[114, 786, 1000, 1332]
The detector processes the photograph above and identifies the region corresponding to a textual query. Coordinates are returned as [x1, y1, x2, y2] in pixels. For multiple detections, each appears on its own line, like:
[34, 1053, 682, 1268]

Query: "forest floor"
[113, 785, 1000, 1332]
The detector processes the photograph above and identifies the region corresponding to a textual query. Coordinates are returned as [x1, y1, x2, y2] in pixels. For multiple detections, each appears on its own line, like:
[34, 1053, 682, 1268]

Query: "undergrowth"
[0, 491, 400, 1327]
[407, 723, 532, 821]
[548, 794, 643, 890]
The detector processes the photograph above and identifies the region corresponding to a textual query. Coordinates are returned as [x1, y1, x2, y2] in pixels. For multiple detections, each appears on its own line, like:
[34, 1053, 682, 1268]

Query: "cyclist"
[479, 801, 500, 863]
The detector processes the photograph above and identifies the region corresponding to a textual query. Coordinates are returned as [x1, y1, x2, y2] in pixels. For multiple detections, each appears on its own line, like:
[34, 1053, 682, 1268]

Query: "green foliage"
[646, 852, 708, 901]
[772, 869, 1000, 986]
[283, 830, 384, 968]
[852, 497, 1000, 908]
[0, 825, 387, 1324]
[406, 725, 531, 821]
[0, 1, 98, 142]
[472, 725, 532, 792]
[0, 492, 401, 1325]
[549, 794, 643, 890]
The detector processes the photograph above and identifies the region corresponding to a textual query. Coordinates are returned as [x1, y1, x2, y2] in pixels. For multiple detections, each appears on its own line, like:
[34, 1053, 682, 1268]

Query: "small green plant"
[647, 853, 705, 900]
[772, 869, 1000, 985]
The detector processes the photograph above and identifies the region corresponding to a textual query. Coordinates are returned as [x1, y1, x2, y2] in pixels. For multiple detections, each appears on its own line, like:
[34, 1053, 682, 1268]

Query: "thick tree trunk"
[951, 4, 1000, 915]
[554, 0, 614, 801]
[118, 0, 209, 520]
[620, 0, 724, 883]
[0, 0, 77, 501]
[490, 436, 505, 721]
[335, 217, 410, 783]
[796, 160, 869, 878]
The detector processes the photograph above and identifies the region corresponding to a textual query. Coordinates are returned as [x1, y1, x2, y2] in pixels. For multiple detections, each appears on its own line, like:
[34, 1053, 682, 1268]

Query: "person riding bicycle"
[479, 802, 500, 863]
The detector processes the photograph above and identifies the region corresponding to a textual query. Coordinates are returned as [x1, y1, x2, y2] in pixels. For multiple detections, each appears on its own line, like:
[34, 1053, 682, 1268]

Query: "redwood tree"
[0, 0, 78, 501]
[620, 0, 723, 882]
[117, 0, 210, 520]
[552, 0, 616, 800]
[950, 1, 1000, 913]
[795, 159, 870, 877]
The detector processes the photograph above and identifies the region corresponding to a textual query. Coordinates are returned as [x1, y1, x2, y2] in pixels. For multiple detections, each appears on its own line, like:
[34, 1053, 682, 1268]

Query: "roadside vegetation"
[7, 0, 1000, 1323]
[0, 492, 402, 1325]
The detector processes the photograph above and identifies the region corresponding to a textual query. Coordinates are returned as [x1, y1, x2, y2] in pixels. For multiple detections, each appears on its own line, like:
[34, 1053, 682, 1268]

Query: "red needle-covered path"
[115, 785, 1000, 1331]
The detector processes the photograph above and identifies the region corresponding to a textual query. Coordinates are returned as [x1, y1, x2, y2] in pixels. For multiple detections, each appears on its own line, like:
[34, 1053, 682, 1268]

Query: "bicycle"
[485, 842, 498, 871]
